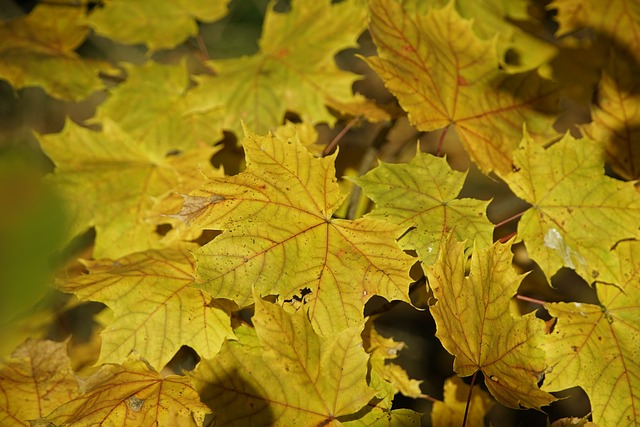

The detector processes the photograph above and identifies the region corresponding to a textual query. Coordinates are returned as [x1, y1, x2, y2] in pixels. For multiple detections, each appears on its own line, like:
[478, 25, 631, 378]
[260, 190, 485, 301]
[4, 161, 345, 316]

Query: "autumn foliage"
[0, 0, 639, 426]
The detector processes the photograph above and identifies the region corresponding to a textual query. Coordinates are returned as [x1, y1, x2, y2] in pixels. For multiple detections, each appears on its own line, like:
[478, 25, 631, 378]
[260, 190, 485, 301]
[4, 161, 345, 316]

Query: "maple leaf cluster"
[0, 0, 639, 426]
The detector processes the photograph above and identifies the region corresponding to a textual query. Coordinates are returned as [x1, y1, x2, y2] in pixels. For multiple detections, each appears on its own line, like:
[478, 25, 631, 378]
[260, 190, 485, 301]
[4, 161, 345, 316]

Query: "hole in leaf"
[155, 223, 172, 236]
[191, 229, 221, 246]
[165, 345, 200, 374]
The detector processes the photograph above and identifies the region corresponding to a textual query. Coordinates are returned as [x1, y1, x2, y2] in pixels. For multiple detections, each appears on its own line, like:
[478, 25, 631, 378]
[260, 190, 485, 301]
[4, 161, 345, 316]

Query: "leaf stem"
[462, 371, 477, 427]
[498, 231, 516, 243]
[516, 294, 548, 306]
[436, 125, 450, 156]
[323, 116, 360, 156]
[493, 210, 526, 229]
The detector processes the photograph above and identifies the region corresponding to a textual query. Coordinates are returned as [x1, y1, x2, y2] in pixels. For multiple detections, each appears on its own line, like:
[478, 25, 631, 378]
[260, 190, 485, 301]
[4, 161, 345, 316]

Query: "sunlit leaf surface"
[55, 246, 234, 370]
[365, 0, 563, 174]
[175, 126, 414, 335]
[503, 131, 640, 284]
[191, 298, 376, 426]
[425, 236, 555, 409]
[543, 240, 640, 427]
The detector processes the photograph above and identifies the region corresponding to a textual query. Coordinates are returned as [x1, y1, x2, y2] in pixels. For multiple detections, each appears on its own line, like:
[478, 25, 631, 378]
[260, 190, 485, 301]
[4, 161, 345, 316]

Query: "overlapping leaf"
[39, 119, 220, 259]
[0, 4, 113, 101]
[365, 0, 563, 175]
[86, 0, 230, 51]
[35, 354, 208, 426]
[503, 130, 640, 284]
[0, 340, 79, 426]
[582, 52, 640, 181]
[551, 0, 640, 181]
[425, 236, 555, 409]
[402, 0, 558, 72]
[93, 61, 226, 154]
[550, 0, 640, 53]
[187, 0, 387, 136]
[363, 319, 423, 399]
[354, 150, 493, 265]
[543, 240, 640, 427]
[55, 245, 234, 371]
[431, 376, 495, 427]
[191, 297, 376, 426]
[175, 126, 414, 335]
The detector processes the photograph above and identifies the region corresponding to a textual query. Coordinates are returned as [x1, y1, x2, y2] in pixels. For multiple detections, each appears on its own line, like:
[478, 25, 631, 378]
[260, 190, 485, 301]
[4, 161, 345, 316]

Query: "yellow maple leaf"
[39, 119, 220, 259]
[191, 296, 376, 426]
[354, 149, 493, 266]
[425, 235, 555, 409]
[365, 0, 564, 175]
[187, 0, 387, 136]
[55, 245, 235, 371]
[35, 353, 208, 427]
[86, 0, 230, 51]
[173, 125, 414, 335]
[543, 240, 640, 427]
[0, 4, 114, 101]
[503, 130, 640, 284]
[0, 339, 79, 426]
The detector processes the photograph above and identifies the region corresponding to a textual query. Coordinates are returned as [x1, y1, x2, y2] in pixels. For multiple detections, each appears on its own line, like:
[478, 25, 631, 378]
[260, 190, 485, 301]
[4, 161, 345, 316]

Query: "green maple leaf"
[187, 0, 387, 136]
[543, 240, 640, 426]
[0, 340, 79, 426]
[425, 235, 555, 409]
[191, 296, 376, 426]
[35, 354, 208, 427]
[171, 126, 414, 335]
[365, 0, 564, 175]
[353, 150, 493, 265]
[86, 0, 230, 51]
[55, 245, 234, 371]
[503, 130, 640, 284]
[0, 4, 114, 101]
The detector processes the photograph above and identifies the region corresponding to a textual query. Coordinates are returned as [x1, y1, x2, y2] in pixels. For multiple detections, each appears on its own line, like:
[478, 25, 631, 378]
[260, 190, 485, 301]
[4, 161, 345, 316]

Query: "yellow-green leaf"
[402, 0, 558, 72]
[354, 149, 493, 265]
[55, 246, 234, 370]
[191, 297, 376, 426]
[0, 339, 79, 426]
[36, 354, 208, 426]
[431, 376, 495, 427]
[179, 126, 414, 335]
[86, 0, 230, 51]
[188, 0, 382, 135]
[40, 119, 220, 259]
[0, 4, 113, 101]
[94, 60, 226, 154]
[503, 130, 640, 284]
[543, 240, 640, 427]
[425, 236, 555, 409]
[365, 0, 563, 175]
